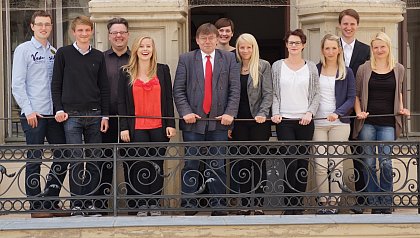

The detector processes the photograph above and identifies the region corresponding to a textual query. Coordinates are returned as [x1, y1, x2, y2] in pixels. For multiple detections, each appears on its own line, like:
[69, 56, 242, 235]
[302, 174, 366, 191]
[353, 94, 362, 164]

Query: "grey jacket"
[173, 49, 240, 134]
[271, 59, 320, 117]
[246, 59, 273, 118]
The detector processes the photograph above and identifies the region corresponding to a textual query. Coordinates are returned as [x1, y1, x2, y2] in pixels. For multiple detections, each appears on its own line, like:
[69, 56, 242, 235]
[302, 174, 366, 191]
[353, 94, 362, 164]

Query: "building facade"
[1, 0, 419, 144]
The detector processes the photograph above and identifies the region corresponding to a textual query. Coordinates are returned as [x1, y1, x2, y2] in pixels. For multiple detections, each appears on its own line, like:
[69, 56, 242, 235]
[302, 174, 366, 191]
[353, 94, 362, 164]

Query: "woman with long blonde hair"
[118, 36, 176, 216]
[231, 33, 272, 215]
[353, 32, 410, 214]
[314, 33, 355, 214]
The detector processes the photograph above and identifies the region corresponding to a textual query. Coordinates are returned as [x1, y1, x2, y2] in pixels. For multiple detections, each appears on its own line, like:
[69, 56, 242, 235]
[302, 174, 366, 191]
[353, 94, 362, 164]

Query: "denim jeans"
[181, 130, 228, 208]
[64, 109, 102, 208]
[358, 123, 394, 206]
[21, 115, 66, 209]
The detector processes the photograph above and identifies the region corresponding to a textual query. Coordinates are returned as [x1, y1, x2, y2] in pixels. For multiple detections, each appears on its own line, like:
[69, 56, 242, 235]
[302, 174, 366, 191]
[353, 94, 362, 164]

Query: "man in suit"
[339, 8, 370, 214]
[173, 23, 240, 216]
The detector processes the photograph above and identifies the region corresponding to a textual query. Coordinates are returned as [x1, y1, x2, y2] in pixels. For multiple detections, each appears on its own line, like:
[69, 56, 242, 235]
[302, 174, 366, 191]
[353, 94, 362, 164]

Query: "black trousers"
[275, 120, 314, 207]
[125, 127, 168, 208]
[232, 121, 271, 207]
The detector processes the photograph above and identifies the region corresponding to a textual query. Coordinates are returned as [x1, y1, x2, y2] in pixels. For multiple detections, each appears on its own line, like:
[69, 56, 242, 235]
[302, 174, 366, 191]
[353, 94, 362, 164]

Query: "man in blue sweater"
[51, 15, 110, 216]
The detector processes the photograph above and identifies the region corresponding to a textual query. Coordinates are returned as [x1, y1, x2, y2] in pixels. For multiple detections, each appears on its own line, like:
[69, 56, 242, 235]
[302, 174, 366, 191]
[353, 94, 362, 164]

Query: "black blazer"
[348, 39, 370, 77]
[117, 63, 175, 139]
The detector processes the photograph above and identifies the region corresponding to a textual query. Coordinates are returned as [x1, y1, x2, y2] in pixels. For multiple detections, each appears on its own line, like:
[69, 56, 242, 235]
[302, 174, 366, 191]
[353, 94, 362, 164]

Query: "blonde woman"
[314, 34, 355, 214]
[353, 32, 410, 214]
[231, 33, 272, 215]
[118, 36, 176, 216]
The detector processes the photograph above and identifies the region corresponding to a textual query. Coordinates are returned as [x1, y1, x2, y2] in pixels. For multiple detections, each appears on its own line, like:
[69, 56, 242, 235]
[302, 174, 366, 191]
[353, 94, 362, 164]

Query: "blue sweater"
[316, 63, 355, 123]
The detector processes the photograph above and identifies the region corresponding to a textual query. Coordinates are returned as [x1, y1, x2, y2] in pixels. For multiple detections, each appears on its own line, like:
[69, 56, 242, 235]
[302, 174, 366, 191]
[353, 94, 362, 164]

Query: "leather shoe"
[237, 210, 251, 215]
[53, 211, 71, 217]
[350, 208, 363, 214]
[211, 211, 228, 216]
[184, 210, 198, 216]
[371, 209, 382, 214]
[382, 208, 392, 214]
[31, 212, 53, 218]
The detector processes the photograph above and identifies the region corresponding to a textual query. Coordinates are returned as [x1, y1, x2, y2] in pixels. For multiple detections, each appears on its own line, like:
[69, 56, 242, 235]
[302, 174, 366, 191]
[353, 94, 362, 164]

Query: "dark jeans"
[349, 117, 367, 207]
[276, 120, 314, 208]
[181, 130, 228, 208]
[232, 121, 271, 207]
[63, 110, 102, 208]
[21, 115, 66, 210]
[125, 127, 168, 208]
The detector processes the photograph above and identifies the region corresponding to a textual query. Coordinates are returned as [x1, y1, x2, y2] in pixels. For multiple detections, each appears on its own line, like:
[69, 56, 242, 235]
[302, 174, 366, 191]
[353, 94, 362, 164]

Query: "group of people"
[11, 8, 409, 218]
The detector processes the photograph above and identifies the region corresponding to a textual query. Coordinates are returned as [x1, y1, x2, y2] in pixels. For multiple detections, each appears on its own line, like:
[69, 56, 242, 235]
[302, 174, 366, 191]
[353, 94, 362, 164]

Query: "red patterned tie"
[203, 55, 212, 114]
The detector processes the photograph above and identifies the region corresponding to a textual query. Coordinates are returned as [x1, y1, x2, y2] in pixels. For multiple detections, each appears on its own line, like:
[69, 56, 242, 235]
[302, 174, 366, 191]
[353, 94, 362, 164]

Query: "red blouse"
[133, 76, 162, 129]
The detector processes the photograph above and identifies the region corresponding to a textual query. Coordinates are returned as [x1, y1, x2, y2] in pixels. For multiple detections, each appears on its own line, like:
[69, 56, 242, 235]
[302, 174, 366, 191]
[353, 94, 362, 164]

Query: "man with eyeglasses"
[173, 23, 240, 216]
[95, 17, 131, 213]
[12, 10, 68, 218]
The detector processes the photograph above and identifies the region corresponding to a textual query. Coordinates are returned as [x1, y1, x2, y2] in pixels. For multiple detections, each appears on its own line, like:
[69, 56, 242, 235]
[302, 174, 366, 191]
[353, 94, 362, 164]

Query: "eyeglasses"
[287, 41, 302, 46]
[198, 36, 217, 42]
[33, 23, 52, 27]
[109, 31, 128, 36]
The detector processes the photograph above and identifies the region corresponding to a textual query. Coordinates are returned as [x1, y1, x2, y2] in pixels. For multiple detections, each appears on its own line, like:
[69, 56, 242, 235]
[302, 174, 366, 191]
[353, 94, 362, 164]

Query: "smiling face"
[339, 15, 358, 41]
[108, 23, 129, 52]
[322, 39, 340, 63]
[137, 37, 154, 62]
[72, 24, 92, 45]
[238, 40, 253, 61]
[372, 39, 389, 61]
[218, 26, 233, 45]
[31, 16, 52, 42]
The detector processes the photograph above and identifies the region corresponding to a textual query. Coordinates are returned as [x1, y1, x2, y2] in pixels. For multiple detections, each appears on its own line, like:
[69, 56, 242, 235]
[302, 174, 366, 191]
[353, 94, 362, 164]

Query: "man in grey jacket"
[173, 23, 240, 216]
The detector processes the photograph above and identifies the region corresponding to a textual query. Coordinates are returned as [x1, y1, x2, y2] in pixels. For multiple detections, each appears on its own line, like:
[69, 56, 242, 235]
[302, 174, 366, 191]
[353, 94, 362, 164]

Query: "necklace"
[242, 68, 249, 72]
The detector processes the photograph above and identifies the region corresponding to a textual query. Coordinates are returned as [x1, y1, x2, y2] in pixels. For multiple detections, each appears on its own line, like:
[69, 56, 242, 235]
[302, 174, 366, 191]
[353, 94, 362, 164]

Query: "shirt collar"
[73, 42, 92, 55]
[106, 47, 130, 56]
[31, 36, 51, 49]
[341, 38, 356, 48]
[201, 50, 215, 60]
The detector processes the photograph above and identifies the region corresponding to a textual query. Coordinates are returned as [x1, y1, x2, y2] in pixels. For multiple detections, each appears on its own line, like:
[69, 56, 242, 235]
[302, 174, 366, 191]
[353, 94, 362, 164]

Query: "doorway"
[190, 6, 288, 64]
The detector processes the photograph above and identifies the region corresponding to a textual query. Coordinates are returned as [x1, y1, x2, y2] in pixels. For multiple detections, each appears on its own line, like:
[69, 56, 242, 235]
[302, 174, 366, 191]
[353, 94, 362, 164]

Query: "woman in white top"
[271, 29, 320, 215]
[314, 34, 355, 214]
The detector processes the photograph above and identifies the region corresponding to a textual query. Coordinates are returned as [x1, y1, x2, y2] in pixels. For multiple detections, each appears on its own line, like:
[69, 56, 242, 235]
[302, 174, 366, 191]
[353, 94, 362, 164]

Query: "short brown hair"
[339, 9, 360, 24]
[107, 17, 129, 31]
[284, 28, 306, 44]
[31, 10, 52, 24]
[195, 23, 219, 38]
[71, 15, 93, 31]
[215, 18, 235, 32]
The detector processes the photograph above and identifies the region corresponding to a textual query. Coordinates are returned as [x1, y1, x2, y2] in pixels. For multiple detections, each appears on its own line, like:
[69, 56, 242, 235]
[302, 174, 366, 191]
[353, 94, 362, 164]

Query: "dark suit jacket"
[347, 39, 370, 77]
[117, 63, 175, 139]
[173, 49, 240, 134]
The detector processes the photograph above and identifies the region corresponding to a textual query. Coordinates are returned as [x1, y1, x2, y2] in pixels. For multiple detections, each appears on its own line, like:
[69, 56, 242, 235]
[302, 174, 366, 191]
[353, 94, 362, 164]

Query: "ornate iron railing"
[0, 141, 418, 216]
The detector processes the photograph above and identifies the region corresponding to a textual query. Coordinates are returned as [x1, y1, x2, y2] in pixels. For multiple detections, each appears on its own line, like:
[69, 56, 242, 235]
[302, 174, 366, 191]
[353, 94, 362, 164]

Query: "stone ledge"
[1, 214, 420, 231]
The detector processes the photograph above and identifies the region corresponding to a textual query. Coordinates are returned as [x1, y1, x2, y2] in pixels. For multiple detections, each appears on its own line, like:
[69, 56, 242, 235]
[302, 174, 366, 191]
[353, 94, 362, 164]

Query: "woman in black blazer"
[118, 36, 176, 216]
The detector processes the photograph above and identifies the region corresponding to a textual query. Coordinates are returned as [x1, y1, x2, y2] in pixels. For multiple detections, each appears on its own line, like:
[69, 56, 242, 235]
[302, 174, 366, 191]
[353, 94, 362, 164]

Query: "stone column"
[292, 0, 405, 62]
[0, 0, 4, 144]
[89, 0, 188, 210]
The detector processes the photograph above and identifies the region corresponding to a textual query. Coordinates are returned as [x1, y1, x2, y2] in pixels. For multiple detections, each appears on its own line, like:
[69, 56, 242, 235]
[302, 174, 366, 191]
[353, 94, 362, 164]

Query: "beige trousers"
[313, 124, 350, 203]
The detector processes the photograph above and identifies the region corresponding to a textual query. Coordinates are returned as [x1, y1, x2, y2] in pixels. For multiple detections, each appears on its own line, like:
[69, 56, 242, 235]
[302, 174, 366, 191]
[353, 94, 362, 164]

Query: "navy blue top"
[316, 63, 356, 123]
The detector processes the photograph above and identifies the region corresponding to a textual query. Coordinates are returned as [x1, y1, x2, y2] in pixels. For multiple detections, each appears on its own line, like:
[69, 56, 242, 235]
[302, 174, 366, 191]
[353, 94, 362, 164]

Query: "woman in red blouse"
[118, 36, 176, 216]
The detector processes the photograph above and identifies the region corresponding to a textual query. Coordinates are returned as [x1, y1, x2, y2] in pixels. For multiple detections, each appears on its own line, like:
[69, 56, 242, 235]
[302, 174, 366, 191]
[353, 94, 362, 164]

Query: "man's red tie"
[203, 55, 212, 114]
